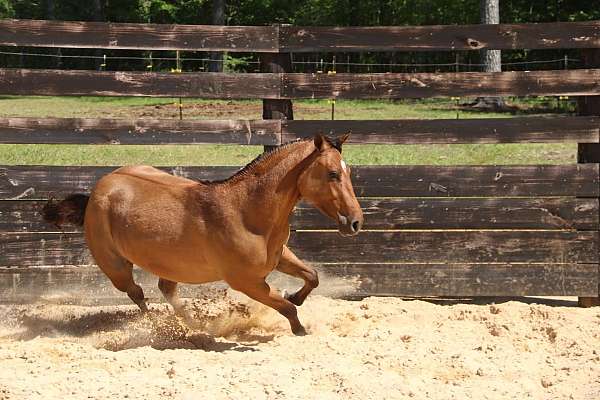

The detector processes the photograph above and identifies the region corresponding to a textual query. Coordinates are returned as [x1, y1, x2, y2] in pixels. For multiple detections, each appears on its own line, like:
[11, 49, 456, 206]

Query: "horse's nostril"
[351, 220, 360, 233]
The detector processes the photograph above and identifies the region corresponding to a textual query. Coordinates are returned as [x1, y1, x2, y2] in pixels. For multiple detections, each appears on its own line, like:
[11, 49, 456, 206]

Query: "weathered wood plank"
[282, 70, 600, 99]
[317, 263, 600, 297]
[348, 164, 600, 198]
[1, 165, 597, 200]
[0, 19, 278, 52]
[0, 231, 596, 267]
[2, 116, 596, 145]
[4, 198, 598, 233]
[0, 233, 91, 267]
[283, 117, 600, 144]
[0, 117, 280, 145]
[287, 231, 599, 264]
[0, 263, 597, 303]
[3, 19, 598, 53]
[0, 266, 228, 305]
[0, 166, 238, 200]
[3, 69, 600, 99]
[279, 22, 600, 52]
[291, 198, 599, 231]
[0, 69, 281, 99]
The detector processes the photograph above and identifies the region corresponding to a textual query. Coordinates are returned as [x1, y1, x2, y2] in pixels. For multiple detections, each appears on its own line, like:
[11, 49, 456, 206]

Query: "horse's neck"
[238, 141, 316, 230]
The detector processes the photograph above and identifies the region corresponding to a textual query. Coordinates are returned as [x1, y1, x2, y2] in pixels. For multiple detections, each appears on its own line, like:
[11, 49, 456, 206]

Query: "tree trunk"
[209, 0, 226, 72]
[472, 0, 505, 109]
[92, 0, 105, 71]
[45, 0, 62, 69]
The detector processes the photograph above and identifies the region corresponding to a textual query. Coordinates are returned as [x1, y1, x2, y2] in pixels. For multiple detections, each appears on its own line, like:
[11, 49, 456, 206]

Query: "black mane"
[198, 136, 341, 185]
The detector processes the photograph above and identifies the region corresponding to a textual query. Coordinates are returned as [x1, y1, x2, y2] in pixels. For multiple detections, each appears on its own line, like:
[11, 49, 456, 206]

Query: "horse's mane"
[199, 136, 340, 185]
[199, 139, 308, 185]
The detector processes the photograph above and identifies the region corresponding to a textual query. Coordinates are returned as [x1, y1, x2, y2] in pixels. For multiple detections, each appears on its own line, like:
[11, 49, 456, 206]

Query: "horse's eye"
[328, 171, 340, 181]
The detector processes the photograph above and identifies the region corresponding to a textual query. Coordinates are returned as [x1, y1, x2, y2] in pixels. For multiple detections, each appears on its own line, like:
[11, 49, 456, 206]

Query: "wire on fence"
[0, 50, 582, 70]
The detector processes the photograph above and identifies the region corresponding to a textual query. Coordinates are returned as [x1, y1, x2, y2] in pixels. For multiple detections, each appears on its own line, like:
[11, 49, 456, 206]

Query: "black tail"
[42, 194, 90, 227]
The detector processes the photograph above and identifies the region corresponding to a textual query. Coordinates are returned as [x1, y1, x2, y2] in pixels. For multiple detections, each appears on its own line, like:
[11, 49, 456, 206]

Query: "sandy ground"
[0, 289, 599, 400]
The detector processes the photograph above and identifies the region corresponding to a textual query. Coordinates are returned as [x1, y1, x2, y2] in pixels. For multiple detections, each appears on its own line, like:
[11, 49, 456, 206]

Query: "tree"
[209, 0, 225, 72]
[45, 0, 64, 69]
[473, 0, 506, 109]
[0, 0, 14, 18]
[91, 0, 106, 70]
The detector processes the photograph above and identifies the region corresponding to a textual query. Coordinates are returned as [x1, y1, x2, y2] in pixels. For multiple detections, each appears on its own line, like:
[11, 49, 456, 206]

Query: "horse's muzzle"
[337, 213, 362, 236]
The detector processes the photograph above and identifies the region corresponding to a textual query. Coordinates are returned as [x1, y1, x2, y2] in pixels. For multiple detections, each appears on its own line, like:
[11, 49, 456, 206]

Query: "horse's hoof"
[293, 326, 307, 336]
[283, 290, 304, 306]
[138, 302, 149, 313]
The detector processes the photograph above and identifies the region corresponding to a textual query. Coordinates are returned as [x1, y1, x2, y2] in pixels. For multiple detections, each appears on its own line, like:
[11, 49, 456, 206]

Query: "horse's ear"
[314, 134, 329, 152]
[336, 132, 351, 149]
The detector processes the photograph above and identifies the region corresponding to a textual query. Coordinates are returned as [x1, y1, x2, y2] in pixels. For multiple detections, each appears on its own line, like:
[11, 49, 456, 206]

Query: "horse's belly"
[136, 257, 222, 285]
[121, 240, 223, 284]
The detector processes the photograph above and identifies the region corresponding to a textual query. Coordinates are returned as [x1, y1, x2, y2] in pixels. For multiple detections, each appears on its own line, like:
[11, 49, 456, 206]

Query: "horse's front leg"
[227, 277, 306, 336]
[276, 245, 319, 306]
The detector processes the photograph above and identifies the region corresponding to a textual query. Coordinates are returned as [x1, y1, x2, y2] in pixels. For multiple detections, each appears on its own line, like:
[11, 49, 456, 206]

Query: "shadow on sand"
[4, 307, 275, 353]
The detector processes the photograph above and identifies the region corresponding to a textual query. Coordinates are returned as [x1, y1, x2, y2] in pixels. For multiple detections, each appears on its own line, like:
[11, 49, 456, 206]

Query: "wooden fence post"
[260, 26, 293, 151]
[577, 48, 600, 307]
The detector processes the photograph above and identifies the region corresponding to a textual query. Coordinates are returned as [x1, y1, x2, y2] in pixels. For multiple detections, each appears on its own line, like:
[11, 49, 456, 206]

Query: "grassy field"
[0, 96, 576, 166]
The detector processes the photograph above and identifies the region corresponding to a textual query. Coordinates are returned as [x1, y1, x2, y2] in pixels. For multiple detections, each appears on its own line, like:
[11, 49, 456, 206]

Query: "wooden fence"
[1, 18, 599, 305]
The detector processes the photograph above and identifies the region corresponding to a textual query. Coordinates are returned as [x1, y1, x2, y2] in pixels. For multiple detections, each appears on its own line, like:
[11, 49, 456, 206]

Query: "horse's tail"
[42, 194, 90, 227]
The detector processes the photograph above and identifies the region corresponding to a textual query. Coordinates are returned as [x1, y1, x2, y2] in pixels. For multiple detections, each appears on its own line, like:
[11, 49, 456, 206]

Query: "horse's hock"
[0, 19, 599, 305]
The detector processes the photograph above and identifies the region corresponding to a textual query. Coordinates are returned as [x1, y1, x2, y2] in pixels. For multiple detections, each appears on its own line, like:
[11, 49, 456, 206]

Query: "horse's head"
[298, 134, 364, 236]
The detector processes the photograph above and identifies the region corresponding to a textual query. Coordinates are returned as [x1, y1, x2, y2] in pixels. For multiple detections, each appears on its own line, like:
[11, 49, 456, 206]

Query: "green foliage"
[5, 0, 598, 25]
[223, 54, 254, 72]
[0, 0, 14, 18]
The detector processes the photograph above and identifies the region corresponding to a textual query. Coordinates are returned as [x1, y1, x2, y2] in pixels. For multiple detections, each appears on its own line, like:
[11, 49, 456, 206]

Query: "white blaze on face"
[340, 159, 347, 172]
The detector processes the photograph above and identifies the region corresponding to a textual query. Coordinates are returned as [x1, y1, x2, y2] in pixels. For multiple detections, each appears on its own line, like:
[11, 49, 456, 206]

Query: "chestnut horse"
[43, 134, 363, 335]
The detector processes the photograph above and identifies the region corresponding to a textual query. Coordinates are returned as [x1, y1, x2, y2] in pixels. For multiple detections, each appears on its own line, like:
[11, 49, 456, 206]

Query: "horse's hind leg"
[158, 278, 200, 327]
[92, 249, 148, 312]
[275, 245, 319, 306]
[158, 278, 186, 317]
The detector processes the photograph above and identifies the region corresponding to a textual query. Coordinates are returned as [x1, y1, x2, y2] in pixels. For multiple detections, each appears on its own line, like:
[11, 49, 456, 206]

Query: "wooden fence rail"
[2, 68, 600, 99]
[1, 165, 598, 200]
[1, 19, 599, 52]
[2, 197, 598, 233]
[1, 230, 597, 266]
[1, 116, 598, 145]
[0, 262, 596, 303]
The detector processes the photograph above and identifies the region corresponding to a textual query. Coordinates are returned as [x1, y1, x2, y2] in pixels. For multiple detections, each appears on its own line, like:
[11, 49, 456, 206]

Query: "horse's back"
[111, 165, 198, 187]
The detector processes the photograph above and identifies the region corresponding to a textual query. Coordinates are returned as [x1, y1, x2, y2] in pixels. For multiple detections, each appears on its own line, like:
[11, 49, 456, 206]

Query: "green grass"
[0, 96, 577, 166]
[0, 96, 180, 118]
[0, 143, 575, 166]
